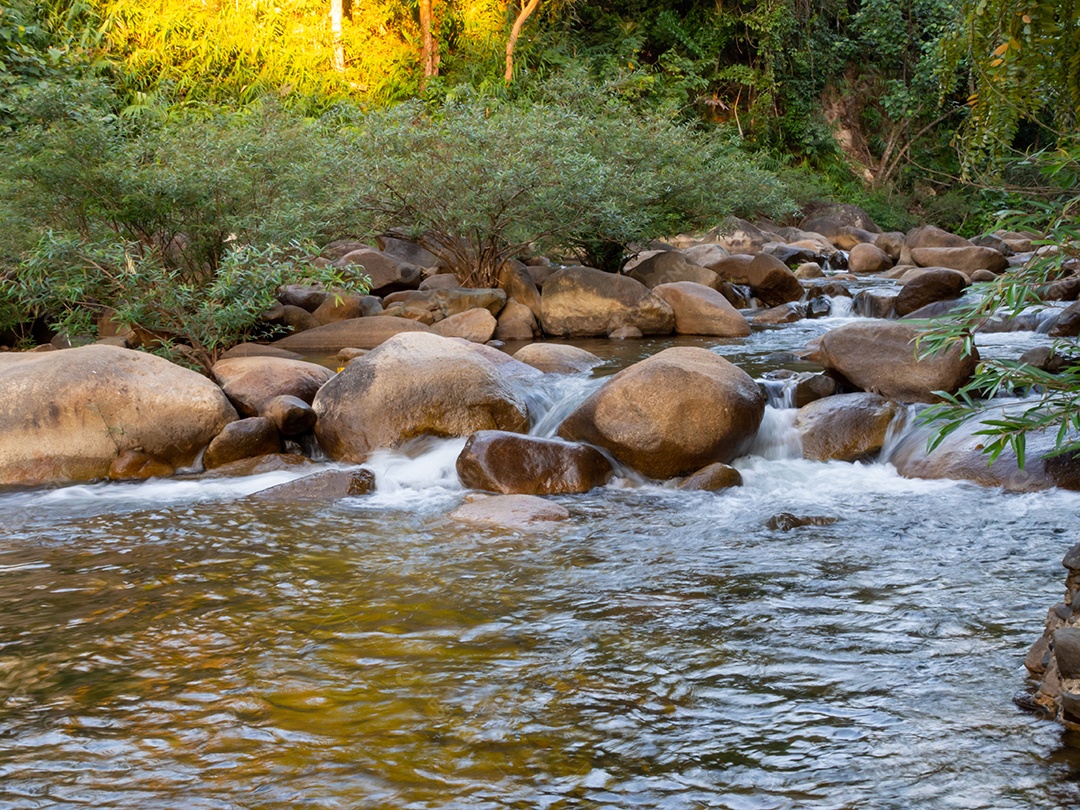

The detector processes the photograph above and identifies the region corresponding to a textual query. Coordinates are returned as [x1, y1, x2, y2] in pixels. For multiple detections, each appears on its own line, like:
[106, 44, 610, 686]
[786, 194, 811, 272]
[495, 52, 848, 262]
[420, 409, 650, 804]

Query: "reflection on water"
[2, 467, 1080, 808]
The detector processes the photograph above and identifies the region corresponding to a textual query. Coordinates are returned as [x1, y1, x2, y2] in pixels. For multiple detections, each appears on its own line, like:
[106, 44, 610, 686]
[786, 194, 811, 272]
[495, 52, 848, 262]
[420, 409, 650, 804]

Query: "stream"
[2, 280, 1080, 809]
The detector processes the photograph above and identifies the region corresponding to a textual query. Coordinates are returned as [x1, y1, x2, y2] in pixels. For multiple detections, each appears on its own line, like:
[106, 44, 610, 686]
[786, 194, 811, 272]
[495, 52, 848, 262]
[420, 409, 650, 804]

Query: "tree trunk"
[419, 0, 439, 89]
[505, 0, 540, 83]
[331, 0, 345, 73]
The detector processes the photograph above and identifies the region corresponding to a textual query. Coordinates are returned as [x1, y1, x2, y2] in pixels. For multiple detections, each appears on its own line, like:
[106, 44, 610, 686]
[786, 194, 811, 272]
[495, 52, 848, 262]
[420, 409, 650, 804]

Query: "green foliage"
[916, 146, 1080, 464]
[2, 234, 359, 373]
[331, 85, 795, 283]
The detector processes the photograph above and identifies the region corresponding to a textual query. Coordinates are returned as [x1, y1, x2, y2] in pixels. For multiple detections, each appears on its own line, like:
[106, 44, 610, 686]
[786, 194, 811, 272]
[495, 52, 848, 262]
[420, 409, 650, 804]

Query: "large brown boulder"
[540, 266, 674, 337]
[497, 261, 543, 319]
[456, 431, 613, 495]
[894, 268, 970, 317]
[272, 317, 432, 353]
[910, 246, 1009, 276]
[652, 282, 751, 337]
[0, 345, 236, 486]
[794, 393, 897, 461]
[817, 321, 977, 403]
[557, 347, 765, 479]
[313, 293, 383, 325]
[494, 299, 539, 341]
[331, 248, 424, 294]
[848, 243, 894, 274]
[203, 417, 282, 470]
[627, 251, 721, 290]
[431, 308, 497, 343]
[212, 356, 334, 417]
[313, 332, 530, 461]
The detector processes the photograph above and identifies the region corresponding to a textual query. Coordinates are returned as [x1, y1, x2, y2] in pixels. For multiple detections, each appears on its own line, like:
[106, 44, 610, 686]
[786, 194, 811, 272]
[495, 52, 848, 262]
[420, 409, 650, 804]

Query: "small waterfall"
[526, 374, 605, 438]
[878, 404, 922, 463]
[761, 377, 797, 409]
[748, 405, 802, 460]
[827, 294, 854, 318]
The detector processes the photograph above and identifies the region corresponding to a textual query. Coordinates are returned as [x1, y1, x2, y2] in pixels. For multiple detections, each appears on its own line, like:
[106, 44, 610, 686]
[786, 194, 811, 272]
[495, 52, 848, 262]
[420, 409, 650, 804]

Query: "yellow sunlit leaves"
[992, 42, 1008, 55]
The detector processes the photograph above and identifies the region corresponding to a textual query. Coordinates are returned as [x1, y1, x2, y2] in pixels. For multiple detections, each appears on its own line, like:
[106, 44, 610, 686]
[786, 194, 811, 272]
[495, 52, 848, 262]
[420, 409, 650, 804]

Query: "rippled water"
[3, 283, 1080, 809]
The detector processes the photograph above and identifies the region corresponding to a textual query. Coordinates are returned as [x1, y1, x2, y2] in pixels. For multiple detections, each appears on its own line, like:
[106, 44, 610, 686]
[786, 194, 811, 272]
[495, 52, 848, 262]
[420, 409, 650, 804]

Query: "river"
[2, 284, 1079, 809]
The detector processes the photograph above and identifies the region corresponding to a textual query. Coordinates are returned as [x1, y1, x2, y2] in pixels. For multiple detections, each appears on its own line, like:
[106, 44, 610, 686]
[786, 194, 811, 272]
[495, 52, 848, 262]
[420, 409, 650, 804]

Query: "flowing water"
[3, 284, 1080, 809]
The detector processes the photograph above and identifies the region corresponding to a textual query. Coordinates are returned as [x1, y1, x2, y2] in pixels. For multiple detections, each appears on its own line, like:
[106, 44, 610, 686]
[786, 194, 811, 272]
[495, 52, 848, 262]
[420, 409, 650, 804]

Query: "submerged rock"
[512, 344, 603, 374]
[678, 462, 743, 491]
[449, 494, 571, 528]
[558, 347, 765, 479]
[765, 513, 838, 531]
[250, 468, 376, 500]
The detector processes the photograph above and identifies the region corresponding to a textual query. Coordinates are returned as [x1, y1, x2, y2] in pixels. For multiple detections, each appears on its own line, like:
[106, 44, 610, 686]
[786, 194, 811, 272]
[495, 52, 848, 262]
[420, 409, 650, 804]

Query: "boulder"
[682, 243, 732, 268]
[904, 225, 971, 251]
[313, 332, 530, 462]
[894, 268, 970, 317]
[851, 289, 897, 319]
[848, 243, 894, 274]
[678, 462, 743, 491]
[212, 356, 334, 417]
[724, 254, 804, 306]
[890, 421, 1080, 492]
[795, 262, 825, 280]
[628, 252, 721, 290]
[910, 246, 1009, 276]
[419, 273, 461, 291]
[497, 261, 543, 319]
[540, 266, 674, 337]
[434, 288, 507, 318]
[262, 395, 318, 436]
[449, 494, 570, 528]
[279, 284, 327, 312]
[512, 344, 603, 374]
[331, 248, 424, 294]
[875, 231, 906, 261]
[199, 453, 313, 478]
[0, 345, 236, 486]
[456, 431, 612, 495]
[219, 343, 302, 361]
[818, 321, 977, 403]
[1050, 302, 1080, 338]
[700, 217, 776, 254]
[794, 393, 897, 462]
[494, 299, 539, 341]
[282, 305, 320, 333]
[376, 235, 441, 269]
[431, 308, 498, 343]
[108, 449, 175, 481]
[800, 218, 877, 250]
[557, 347, 765, 479]
[313, 293, 383, 324]
[250, 468, 376, 501]
[652, 282, 751, 337]
[753, 303, 804, 324]
[801, 203, 881, 233]
[273, 317, 432, 353]
[202, 417, 282, 470]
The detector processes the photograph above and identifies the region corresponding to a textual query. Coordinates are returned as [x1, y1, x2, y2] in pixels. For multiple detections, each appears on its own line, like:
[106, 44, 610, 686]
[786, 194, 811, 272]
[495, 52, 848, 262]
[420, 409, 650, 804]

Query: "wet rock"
[1041, 276, 1080, 302]
[1049, 302, 1080, 338]
[250, 468, 376, 501]
[652, 282, 751, 337]
[1019, 347, 1073, 374]
[814, 281, 853, 299]
[889, 421, 1080, 491]
[765, 513, 838, 531]
[795, 393, 897, 462]
[900, 299, 966, 321]
[805, 296, 832, 319]
[313, 332, 530, 462]
[794, 373, 839, 407]
[262, 395, 318, 436]
[848, 243, 893, 274]
[558, 347, 765, 479]
[512, 344, 603, 374]
[456, 431, 612, 495]
[894, 268, 970, 317]
[273, 317, 432, 353]
[199, 453, 312, 477]
[678, 462, 743, 491]
[203, 417, 282, 470]
[609, 325, 643, 339]
[212, 356, 334, 417]
[1055, 629, 1080, 680]
[108, 449, 175, 481]
[628, 251, 721, 290]
[0, 345, 236, 486]
[764, 243, 823, 267]
[754, 303, 805, 324]
[818, 321, 976, 403]
[431, 308, 497, 343]
[540, 267, 674, 337]
[449, 494, 571, 528]
[743, 254, 805, 306]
